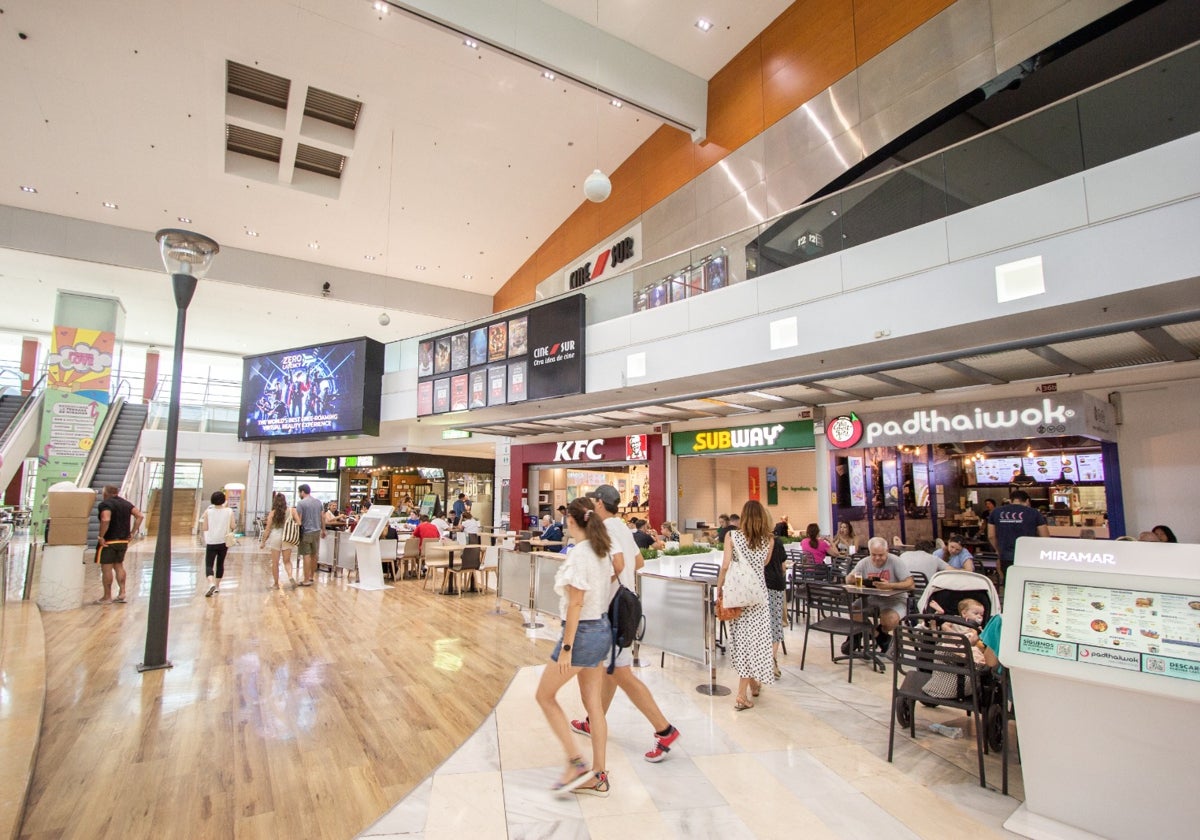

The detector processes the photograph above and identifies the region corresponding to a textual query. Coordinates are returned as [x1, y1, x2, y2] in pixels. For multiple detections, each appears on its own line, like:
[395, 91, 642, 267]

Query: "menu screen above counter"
[1075, 453, 1105, 482]
[1019, 580, 1200, 682]
[974, 456, 1023, 484]
[1022, 455, 1077, 483]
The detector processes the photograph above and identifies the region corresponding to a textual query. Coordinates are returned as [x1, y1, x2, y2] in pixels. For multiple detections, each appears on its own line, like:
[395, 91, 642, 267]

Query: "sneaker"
[570, 719, 591, 737]
[644, 726, 680, 763]
[572, 771, 609, 798]
[205, 585, 216, 598]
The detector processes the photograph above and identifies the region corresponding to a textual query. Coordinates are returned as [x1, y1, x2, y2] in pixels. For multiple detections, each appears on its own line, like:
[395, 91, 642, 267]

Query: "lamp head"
[155, 228, 219, 279]
[583, 169, 611, 203]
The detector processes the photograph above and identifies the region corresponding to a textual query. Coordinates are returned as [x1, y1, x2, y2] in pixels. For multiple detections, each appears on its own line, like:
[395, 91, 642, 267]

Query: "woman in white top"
[534, 498, 614, 798]
[200, 491, 236, 597]
[260, 492, 300, 589]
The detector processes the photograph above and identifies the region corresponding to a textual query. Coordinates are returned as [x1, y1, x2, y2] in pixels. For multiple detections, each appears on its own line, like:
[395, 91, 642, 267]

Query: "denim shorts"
[551, 617, 612, 668]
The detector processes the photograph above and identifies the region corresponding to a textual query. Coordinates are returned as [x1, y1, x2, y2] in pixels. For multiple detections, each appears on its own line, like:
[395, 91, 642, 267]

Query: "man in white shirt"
[898, 538, 949, 582]
[430, 513, 451, 537]
[569, 485, 681, 763]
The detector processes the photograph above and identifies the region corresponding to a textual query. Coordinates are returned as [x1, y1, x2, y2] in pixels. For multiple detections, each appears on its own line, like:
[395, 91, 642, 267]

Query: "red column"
[19, 336, 39, 394]
[647, 436, 666, 529]
[143, 348, 160, 403]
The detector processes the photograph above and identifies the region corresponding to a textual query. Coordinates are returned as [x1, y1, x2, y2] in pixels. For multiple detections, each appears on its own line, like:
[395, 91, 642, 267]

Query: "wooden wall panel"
[762, 0, 858, 126]
[636, 126, 698, 211]
[852, 0, 957, 64]
[493, 254, 538, 312]
[705, 39, 766, 155]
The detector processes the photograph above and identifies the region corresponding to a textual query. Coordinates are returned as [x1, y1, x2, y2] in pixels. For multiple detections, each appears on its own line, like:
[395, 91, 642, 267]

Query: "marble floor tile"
[753, 748, 861, 799]
[422, 770, 505, 835]
[797, 791, 922, 840]
[501, 766, 585, 823]
[585, 810, 675, 840]
[507, 817, 590, 840]
[692, 752, 842, 840]
[360, 776, 432, 835]
[852, 774, 1014, 840]
[436, 712, 500, 775]
[659, 804, 757, 840]
[627, 756, 729, 811]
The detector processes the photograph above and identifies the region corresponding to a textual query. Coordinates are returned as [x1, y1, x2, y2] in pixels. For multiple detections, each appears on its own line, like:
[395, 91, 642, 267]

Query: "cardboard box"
[47, 483, 97, 519]
[47, 516, 90, 546]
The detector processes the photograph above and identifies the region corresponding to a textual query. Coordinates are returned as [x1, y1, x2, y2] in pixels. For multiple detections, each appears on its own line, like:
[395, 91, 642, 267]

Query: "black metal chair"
[800, 582, 877, 683]
[907, 570, 929, 613]
[888, 615, 991, 789]
[788, 561, 831, 628]
[689, 562, 725, 652]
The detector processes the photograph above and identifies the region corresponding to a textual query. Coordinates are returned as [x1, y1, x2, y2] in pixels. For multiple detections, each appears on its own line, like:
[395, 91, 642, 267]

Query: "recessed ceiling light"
[541, 70, 556, 81]
[102, 201, 118, 209]
[364, 254, 376, 261]
[373, 1, 388, 13]
[20, 185, 37, 193]
[178, 216, 192, 223]
[416, 264, 426, 270]
[245, 230, 259, 237]
[830, 209, 839, 216]
[463, 38, 478, 49]
[610, 99, 622, 108]
[695, 19, 714, 32]
[462, 273, 473, 280]
[308, 242, 320, 249]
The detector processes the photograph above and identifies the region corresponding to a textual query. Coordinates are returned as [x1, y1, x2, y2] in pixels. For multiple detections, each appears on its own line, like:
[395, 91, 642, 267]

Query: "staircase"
[145, 488, 200, 538]
[84, 402, 149, 546]
[0, 394, 20, 435]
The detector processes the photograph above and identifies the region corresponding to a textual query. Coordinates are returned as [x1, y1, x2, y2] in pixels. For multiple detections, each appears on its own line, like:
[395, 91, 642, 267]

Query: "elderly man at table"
[540, 514, 565, 543]
[845, 537, 914, 653]
[899, 538, 950, 581]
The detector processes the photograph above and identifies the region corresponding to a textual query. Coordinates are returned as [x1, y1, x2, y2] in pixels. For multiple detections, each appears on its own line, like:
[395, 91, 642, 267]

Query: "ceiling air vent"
[295, 144, 347, 179]
[304, 86, 362, 130]
[226, 61, 291, 109]
[226, 124, 283, 163]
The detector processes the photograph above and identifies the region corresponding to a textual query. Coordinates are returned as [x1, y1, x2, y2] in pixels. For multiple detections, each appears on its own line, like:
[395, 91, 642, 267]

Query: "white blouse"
[554, 538, 613, 621]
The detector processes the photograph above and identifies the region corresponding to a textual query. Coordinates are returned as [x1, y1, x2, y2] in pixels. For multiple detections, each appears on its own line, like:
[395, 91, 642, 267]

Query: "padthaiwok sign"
[827, 392, 1116, 449]
[673, 420, 815, 455]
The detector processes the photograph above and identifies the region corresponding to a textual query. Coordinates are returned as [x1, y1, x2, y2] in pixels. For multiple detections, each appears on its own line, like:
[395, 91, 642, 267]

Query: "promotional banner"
[766, 466, 778, 506]
[848, 455, 866, 507]
[748, 467, 761, 501]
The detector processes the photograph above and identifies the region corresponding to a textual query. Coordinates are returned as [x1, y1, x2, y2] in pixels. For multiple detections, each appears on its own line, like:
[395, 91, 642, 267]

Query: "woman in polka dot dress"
[718, 500, 776, 710]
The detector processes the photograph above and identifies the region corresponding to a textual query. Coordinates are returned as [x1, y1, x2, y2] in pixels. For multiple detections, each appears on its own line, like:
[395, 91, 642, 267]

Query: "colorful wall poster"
[434, 337, 451, 374]
[468, 370, 486, 409]
[508, 316, 528, 357]
[469, 328, 487, 367]
[487, 365, 506, 406]
[507, 360, 526, 403]
[417, 380, 433, 415]
[450, 332, 468, 371]
[488, 322, 508, 362]
[432, 378, 450, 413]
[450, 374, 468, 411]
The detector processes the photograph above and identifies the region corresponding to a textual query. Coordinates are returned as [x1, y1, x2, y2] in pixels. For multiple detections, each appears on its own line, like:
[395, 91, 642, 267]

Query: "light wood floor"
[20, 541, 549, 840]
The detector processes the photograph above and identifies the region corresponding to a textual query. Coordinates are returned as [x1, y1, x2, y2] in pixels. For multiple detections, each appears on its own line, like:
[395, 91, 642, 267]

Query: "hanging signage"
[848, 455, 867, 506]
[671, 420, 814, 455]
[563, 223, 642, 289]
[748, 467, 761, 501]
[832, 393, 1115, 448]
[626, 435, 648, 461]
[766, 467, 778, 506]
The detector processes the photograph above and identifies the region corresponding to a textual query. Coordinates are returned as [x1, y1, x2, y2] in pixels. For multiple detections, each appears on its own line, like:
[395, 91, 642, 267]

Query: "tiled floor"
[360, 623, 1024, 840]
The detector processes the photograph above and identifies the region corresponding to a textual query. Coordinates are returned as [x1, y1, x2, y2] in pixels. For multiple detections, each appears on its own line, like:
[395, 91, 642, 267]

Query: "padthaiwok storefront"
[672, 419, 816, 536]
[823, 391, 1122, 545]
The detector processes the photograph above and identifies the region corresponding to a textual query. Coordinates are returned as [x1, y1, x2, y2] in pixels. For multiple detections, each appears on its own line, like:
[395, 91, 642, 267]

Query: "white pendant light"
[584, 169, 611, 202]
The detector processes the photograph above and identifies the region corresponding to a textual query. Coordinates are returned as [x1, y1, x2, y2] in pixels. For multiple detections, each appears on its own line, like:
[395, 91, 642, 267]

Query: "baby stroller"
[894, 570, 1010, 756]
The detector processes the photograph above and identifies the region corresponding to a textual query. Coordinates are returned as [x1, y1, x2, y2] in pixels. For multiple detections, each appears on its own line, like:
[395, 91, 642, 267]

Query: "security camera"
[378, 312, 391, 326]
[321, 281, 331, 297]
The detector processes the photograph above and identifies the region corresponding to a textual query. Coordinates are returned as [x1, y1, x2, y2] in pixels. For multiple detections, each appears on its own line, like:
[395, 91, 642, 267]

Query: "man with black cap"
[571, 485, 681, 762]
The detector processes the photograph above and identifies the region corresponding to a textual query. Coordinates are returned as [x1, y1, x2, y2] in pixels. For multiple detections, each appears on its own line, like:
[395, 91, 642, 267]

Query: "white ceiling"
[0, 0, 792, 355]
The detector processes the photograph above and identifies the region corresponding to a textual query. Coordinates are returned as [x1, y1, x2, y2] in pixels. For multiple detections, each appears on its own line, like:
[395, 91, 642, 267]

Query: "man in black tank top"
[95, 485, 144, 604]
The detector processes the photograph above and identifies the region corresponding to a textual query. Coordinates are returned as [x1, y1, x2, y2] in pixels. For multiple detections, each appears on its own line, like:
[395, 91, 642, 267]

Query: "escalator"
[78, 399, 149, 546]
[0, 393, 21, 432]
[0, 377, 46, 493]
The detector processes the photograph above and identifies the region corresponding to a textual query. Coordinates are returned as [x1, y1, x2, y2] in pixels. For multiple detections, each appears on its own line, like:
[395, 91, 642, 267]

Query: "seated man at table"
[411, 514, 441, 550]
[900, 538, 949, 581]
[540, 514, 564, 543]
[631, 519, 664, 551]
[933, 533, 975, 572]
[430, 512, 451, 537]
[845, 536, 914, 653]
[458, 511, 481, 538]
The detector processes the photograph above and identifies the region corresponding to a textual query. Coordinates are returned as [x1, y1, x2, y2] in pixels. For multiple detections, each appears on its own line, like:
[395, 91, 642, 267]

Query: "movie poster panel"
[508, 315, 528, 357]
[417, 380, 433, 416]
[507, 360, 527, 403]
[432, 377, 450, 413]
[417, 340, 434, 377]
[704, 255, 727, 291]
[469, 370, 486, 409]
[450, 374, 468, 411]
[487, 365, 507, 406]
[450, 332, 469, 371]
[686, 264, 705, 296]
[668, 271, 688, 303]
[487, 322, 507, 362]
[469, 328, 487, 367]
[434, 337, 451, 373]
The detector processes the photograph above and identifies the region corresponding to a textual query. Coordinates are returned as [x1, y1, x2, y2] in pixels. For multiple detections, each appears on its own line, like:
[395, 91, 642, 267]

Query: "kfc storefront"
[508, 434, 665, 529]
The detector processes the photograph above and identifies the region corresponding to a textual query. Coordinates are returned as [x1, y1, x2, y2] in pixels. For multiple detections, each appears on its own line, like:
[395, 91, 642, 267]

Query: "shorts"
[551, 617, 612, 669]
[97, 542, 128, 564]
[298, 531, 320, 557]
[263, 529, 284, 551]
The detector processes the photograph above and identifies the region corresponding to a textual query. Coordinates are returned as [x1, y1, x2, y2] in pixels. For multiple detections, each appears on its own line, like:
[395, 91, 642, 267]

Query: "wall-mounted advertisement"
[848, 455, 866, 507]
[487, 365, 507, 406]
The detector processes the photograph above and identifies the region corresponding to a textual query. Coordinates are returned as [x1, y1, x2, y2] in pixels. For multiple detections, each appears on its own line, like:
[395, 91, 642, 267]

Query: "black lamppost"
[139, 229, 219, 672]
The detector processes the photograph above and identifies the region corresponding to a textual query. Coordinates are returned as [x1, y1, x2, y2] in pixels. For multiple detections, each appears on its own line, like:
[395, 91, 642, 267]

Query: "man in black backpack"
[569, 485, 681, 763]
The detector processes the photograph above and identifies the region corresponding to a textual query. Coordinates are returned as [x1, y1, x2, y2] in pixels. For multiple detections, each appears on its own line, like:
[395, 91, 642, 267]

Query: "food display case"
[1001, 538, 1200, 840]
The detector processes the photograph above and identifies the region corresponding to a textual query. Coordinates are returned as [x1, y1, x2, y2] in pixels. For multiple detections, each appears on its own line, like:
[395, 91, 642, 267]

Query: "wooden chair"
[398, 537, 422, 579]
[423, 544, 452, 591]
[447, 546, 483, 596]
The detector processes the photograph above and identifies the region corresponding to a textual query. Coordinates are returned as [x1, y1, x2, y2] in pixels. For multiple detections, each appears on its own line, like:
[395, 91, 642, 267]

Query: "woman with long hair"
[259, 492, 300, 589]
[534, 497, 614, 798]
[717, 500, 776, 710]
[833, 520, 857, 557]
[802, 522, 834, 564]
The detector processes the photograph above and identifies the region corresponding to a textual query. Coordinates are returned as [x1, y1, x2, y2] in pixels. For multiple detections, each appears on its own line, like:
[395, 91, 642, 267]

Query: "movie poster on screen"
[434, 337, 451, 374]
[686, 264, 705, 296]
[508, 315, 528, 357]
[507, 360, 527, 403]
[417, 380, 433, 416]
[433, 378, 450, 413]
[487, 365, 506, 406]
[417, 341, 434, 377]
[488, 322, 507, 362]
[668, 272, 688, 303]
[450, 333, 469, 371]
[469, 370, 486, 409]
[648, 280, 667, 309]
[705, 255, 727, 291]
[469, 328, 487, 367]
[449, 374, 467, 411]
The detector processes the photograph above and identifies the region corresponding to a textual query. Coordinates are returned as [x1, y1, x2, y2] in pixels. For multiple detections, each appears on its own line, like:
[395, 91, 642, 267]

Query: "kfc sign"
[626, 435, 648, 461]
[563, 223, 642, 289]
[553, 439, 604, 462]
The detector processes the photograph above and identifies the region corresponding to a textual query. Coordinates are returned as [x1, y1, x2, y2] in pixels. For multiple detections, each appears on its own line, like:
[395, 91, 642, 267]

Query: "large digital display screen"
[1019, 580, 1200, 682]
[238, 337, 384, 441]
[1075, 452, 1105, 482]
[1022, 455, 1078, 483]
[416, 295, 585, 416]
[974, 456, 1023, 484]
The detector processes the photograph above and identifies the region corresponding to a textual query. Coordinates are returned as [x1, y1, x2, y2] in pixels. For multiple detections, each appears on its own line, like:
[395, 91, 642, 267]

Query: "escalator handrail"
[0, 372, 48, 450]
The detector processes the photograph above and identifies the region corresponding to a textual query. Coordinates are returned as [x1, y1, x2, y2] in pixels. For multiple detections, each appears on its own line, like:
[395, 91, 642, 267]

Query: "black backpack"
[606, 584, 645, 674]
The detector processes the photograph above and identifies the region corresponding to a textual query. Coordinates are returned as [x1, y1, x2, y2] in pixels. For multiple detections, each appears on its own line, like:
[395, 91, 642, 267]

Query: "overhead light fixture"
[610, 99, 623, 108]
[463, 38, 478, 49]
[102, 201, 118, 209]
[416, 264, 426, 270]
[695, 19, 714, 32]
[20, 185, 37, 193]
[373, 1, 388, 13]
[541, 70, 556, 81]
[177, 216, 191, 223]
[582, 1, 611, 204]
[364, 254, 376, 261]
[830, 209, 839, 216]
[308, 242, 320, 249]
[245, 230, 259, 237]
[462, 273, 473, 280]
[748, 391, 787, 402]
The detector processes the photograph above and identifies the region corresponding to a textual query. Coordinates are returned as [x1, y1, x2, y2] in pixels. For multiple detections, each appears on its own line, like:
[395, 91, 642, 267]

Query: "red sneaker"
[644, 725, 681, 763]
[570, 719, 591, 737]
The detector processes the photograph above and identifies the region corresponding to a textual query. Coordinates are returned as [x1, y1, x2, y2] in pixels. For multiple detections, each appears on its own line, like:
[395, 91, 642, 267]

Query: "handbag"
[224, 532, 237, 548]
[723, 537, 767, 608]
[715, 594, 742, 622]
[281, 517, 301, 546]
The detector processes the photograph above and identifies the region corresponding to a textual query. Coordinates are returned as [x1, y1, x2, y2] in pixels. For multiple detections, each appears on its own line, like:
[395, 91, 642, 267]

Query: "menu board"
[1019, 580, 1200, 682]
[975, 456, 1023, 484]
[1022, 455, 1077, 483]
[1076, 452, 1105, 482]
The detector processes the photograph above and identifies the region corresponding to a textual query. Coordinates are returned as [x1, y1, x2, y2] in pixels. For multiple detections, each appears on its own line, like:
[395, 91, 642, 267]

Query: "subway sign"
[672, 420, 815, 455]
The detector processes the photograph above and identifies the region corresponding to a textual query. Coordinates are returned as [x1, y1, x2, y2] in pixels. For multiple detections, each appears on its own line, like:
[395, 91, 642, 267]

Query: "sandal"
[734, 697, 754, 711]
[573, 771, 609, 798]
[552, 756, 591, 796]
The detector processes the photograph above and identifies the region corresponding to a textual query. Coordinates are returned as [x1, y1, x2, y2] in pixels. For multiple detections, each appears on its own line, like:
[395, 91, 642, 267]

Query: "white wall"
[677, 450, 817, 533]
[1114, 378, 1200, 543]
